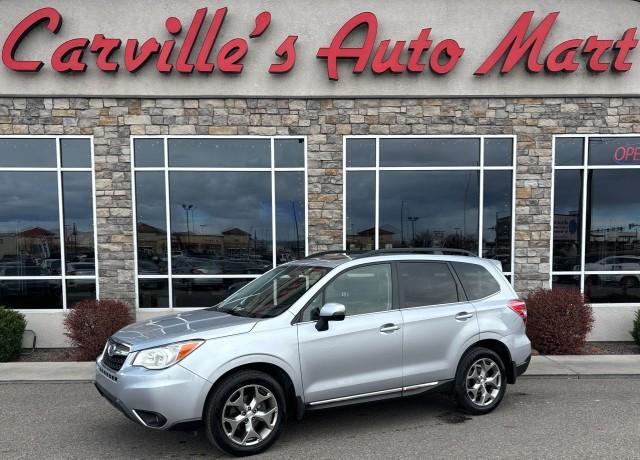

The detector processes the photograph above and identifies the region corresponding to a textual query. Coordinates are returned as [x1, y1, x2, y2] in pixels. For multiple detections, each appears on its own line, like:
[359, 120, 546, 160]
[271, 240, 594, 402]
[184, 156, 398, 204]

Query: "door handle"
[379, 323, 401, 333]
[455, 312, 473, 321]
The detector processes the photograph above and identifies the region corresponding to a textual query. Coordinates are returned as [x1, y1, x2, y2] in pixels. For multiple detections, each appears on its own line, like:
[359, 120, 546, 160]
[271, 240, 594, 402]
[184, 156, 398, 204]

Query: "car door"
[296, 263, 403, 404]
[398, 261, 480, 388]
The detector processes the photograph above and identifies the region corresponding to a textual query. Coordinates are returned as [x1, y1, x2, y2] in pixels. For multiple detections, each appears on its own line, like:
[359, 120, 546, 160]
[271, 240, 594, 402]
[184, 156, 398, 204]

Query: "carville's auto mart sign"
[0, 0, 639, 97]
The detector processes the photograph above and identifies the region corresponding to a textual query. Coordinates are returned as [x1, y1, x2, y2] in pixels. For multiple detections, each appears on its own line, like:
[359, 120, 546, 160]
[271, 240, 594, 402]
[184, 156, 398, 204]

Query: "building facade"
[1, 0, 639, 346]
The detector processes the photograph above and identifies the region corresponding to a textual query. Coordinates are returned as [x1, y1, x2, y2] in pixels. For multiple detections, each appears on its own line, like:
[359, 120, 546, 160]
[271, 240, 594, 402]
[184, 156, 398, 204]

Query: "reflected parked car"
[581, 256, 640, 288]
[138, 260, 163, 275]
[41, 258, 62, 275]
[66, 262, 95, 276]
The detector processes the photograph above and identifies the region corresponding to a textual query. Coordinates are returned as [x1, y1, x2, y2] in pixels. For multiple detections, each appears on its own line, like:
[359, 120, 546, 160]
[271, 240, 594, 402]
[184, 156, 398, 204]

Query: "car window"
[302, 264, 392, 321]
[398, 262, 458, 308]
[452, 262, 500, 300]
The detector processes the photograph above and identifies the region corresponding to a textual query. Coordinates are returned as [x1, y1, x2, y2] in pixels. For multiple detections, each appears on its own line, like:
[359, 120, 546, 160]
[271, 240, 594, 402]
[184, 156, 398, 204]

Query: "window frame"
[131, 135, 309, 310]
[0, 135, 99, 311]
[551, 134, 640, 305]
[343, 135, 517, 280]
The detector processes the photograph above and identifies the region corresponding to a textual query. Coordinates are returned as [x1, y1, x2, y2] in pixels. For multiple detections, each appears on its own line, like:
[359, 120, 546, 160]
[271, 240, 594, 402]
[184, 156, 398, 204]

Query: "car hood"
[111, 309, 258, 351]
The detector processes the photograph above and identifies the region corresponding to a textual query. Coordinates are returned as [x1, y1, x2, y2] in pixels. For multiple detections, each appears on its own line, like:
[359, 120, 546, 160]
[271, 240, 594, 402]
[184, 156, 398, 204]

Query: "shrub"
[526, 288, 594, 355]
[0, 307, 27, 362]
[632, 309, 640, 346]
[64, 300, 134, 361]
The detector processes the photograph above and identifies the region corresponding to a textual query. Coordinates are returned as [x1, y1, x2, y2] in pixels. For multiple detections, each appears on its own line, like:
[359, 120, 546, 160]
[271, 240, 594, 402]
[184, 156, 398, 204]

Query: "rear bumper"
[516, 355, 531, 377]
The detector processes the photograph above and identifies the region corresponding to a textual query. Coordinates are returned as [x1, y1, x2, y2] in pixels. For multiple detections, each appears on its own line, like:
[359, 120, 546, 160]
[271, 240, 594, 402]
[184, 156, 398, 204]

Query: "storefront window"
[0, 137, 97, 309]
[552, 136, 640, 303]
[344, 136, 515, 277]
[133, 136, 307, 309]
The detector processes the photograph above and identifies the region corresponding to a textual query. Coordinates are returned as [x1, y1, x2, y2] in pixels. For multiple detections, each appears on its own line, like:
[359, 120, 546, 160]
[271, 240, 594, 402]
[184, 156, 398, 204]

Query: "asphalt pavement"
[0, 377, 639, 459]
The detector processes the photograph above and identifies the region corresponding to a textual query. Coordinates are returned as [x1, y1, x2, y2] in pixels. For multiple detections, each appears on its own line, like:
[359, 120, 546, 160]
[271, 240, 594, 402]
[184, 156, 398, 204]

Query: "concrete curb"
[0, 362, 96, 382]
[1, 355, 639, 383]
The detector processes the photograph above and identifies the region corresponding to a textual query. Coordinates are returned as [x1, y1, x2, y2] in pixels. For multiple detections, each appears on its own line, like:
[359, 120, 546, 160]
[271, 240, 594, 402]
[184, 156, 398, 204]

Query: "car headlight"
[132, 340, 204, 370]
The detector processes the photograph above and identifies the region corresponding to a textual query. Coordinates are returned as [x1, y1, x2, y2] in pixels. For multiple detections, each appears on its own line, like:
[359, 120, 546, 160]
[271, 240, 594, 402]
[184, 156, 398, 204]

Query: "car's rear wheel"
[204, 370, 286, 457]
[453, 347, 507, 415]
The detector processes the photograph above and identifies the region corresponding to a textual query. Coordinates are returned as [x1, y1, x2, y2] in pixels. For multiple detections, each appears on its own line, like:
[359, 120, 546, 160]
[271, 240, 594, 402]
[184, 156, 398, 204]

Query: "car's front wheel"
[204, 370, 286, 457]
[453, 347, 507, 415]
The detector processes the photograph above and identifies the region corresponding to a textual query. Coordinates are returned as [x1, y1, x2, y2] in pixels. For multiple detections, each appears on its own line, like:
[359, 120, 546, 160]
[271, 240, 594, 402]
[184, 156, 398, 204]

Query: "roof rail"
[304, 250, 368, 259]
[361, 248, 477, 257]
[305, 247, 478, 260]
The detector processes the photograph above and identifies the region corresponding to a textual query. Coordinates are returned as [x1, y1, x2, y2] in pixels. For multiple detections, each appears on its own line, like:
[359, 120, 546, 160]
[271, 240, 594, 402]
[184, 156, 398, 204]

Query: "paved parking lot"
[0, 378, 638, 459]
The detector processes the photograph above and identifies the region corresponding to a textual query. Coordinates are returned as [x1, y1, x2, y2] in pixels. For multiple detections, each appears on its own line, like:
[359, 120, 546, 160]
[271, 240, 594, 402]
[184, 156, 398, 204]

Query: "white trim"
[551, 134, 640, 303]
[0, 135, 98, 311]
[55, 138, 67, 310]
[131, 135, 309, 310]
[374, 138, 380, 249]
[270, 137, 277, 268]
[478, 138, 485, 259]
[343, 135, 516, 276]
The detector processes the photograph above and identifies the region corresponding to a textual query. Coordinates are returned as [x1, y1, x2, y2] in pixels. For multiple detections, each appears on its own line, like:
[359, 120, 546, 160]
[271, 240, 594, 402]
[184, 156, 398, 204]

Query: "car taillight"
[191, 268, 206, 274]
[508, 299, 527, 325]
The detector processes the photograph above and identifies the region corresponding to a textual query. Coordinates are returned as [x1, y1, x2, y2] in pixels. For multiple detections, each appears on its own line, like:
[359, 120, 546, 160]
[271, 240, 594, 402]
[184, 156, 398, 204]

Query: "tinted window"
[275, 171, 305, 262]
[484, 138, 513, 166]
[169, 171, 273, 274]
[168, 139, 271, 167]
[138, 279, 170, 308]
[0, 279, 63, 309]
[0, 138, 56, 167]
[304, 264, 392, 320]
[379, 170, 479, 253]
[586, 170, 640, 267]
[61, 139, 91, 168]
[553, 170, 582, 271]
[555, 138, 584, 166]
[483, 170, 512, 269]
[585, 275, 640, 303]
[135, 172, 168, 274]
[62, 172, 95, 271]
[398, 262, 458, 308]
[134, 138, 165, 167]
[66, 279, 96, 308]
[346, 171, 375, 250]
[380, 138, 479, 167]
[346, 138, 376, 167]
[589, 137, 640, 166]
[0, 172, 60, 272]
[453, 262, 500, 300]
[274, 139, 304, 168]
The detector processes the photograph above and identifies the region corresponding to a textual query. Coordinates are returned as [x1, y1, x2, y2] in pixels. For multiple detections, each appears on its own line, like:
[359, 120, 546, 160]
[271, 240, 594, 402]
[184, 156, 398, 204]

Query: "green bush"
[632, 310, 640, 346]
[0, 307, 26, 362]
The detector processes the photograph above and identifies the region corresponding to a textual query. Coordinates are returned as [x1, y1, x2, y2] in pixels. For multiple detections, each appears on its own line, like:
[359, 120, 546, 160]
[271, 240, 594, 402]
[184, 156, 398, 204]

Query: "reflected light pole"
[182, 204, 193, 246]
[408, 216, 420, 243]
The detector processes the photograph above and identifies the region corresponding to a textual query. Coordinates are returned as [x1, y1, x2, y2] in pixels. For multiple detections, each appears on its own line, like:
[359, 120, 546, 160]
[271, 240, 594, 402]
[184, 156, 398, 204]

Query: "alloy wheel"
[465, 358, 502, 407]
[221, 384, 279, 447]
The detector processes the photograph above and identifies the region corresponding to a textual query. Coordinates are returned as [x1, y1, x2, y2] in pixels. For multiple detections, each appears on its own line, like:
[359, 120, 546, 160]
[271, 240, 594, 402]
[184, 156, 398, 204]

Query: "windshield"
[211, 264, 331, 318]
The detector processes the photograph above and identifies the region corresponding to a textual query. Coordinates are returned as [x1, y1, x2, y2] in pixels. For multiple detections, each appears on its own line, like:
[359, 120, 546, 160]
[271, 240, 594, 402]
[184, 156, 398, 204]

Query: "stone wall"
[0, 96, 638, 303]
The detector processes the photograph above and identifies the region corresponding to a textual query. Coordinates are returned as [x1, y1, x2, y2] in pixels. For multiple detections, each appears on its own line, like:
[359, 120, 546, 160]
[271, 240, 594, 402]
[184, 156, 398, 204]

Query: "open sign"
[613, 145, 640, 164]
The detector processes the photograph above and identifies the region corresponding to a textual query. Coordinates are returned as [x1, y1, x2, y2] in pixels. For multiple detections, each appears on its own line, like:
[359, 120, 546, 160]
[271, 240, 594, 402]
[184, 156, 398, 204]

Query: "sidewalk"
[1, 355, 639, 382]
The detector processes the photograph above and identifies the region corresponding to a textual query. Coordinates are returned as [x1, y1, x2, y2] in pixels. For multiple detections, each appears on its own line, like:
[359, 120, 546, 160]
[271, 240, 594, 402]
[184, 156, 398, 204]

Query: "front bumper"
[95, 357, 212, 430]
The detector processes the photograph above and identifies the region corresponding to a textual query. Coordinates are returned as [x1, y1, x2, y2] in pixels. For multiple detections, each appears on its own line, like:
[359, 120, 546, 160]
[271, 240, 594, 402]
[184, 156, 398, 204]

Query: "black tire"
[453, 347, 507, 415]
[204, 370, 286, 457]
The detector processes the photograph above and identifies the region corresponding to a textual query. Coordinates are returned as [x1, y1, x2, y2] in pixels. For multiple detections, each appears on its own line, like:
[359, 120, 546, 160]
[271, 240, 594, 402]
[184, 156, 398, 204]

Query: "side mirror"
[315, 303, 346, 331]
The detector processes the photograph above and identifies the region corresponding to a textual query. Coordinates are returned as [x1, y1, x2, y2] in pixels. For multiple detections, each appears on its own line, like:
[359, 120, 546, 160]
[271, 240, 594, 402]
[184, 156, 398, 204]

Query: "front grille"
[102, 339, 130, 372]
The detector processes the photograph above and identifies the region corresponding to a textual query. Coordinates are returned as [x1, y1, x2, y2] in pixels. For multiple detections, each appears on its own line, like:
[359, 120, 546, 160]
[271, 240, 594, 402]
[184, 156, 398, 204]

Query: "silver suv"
[95, 249, 531, 456]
